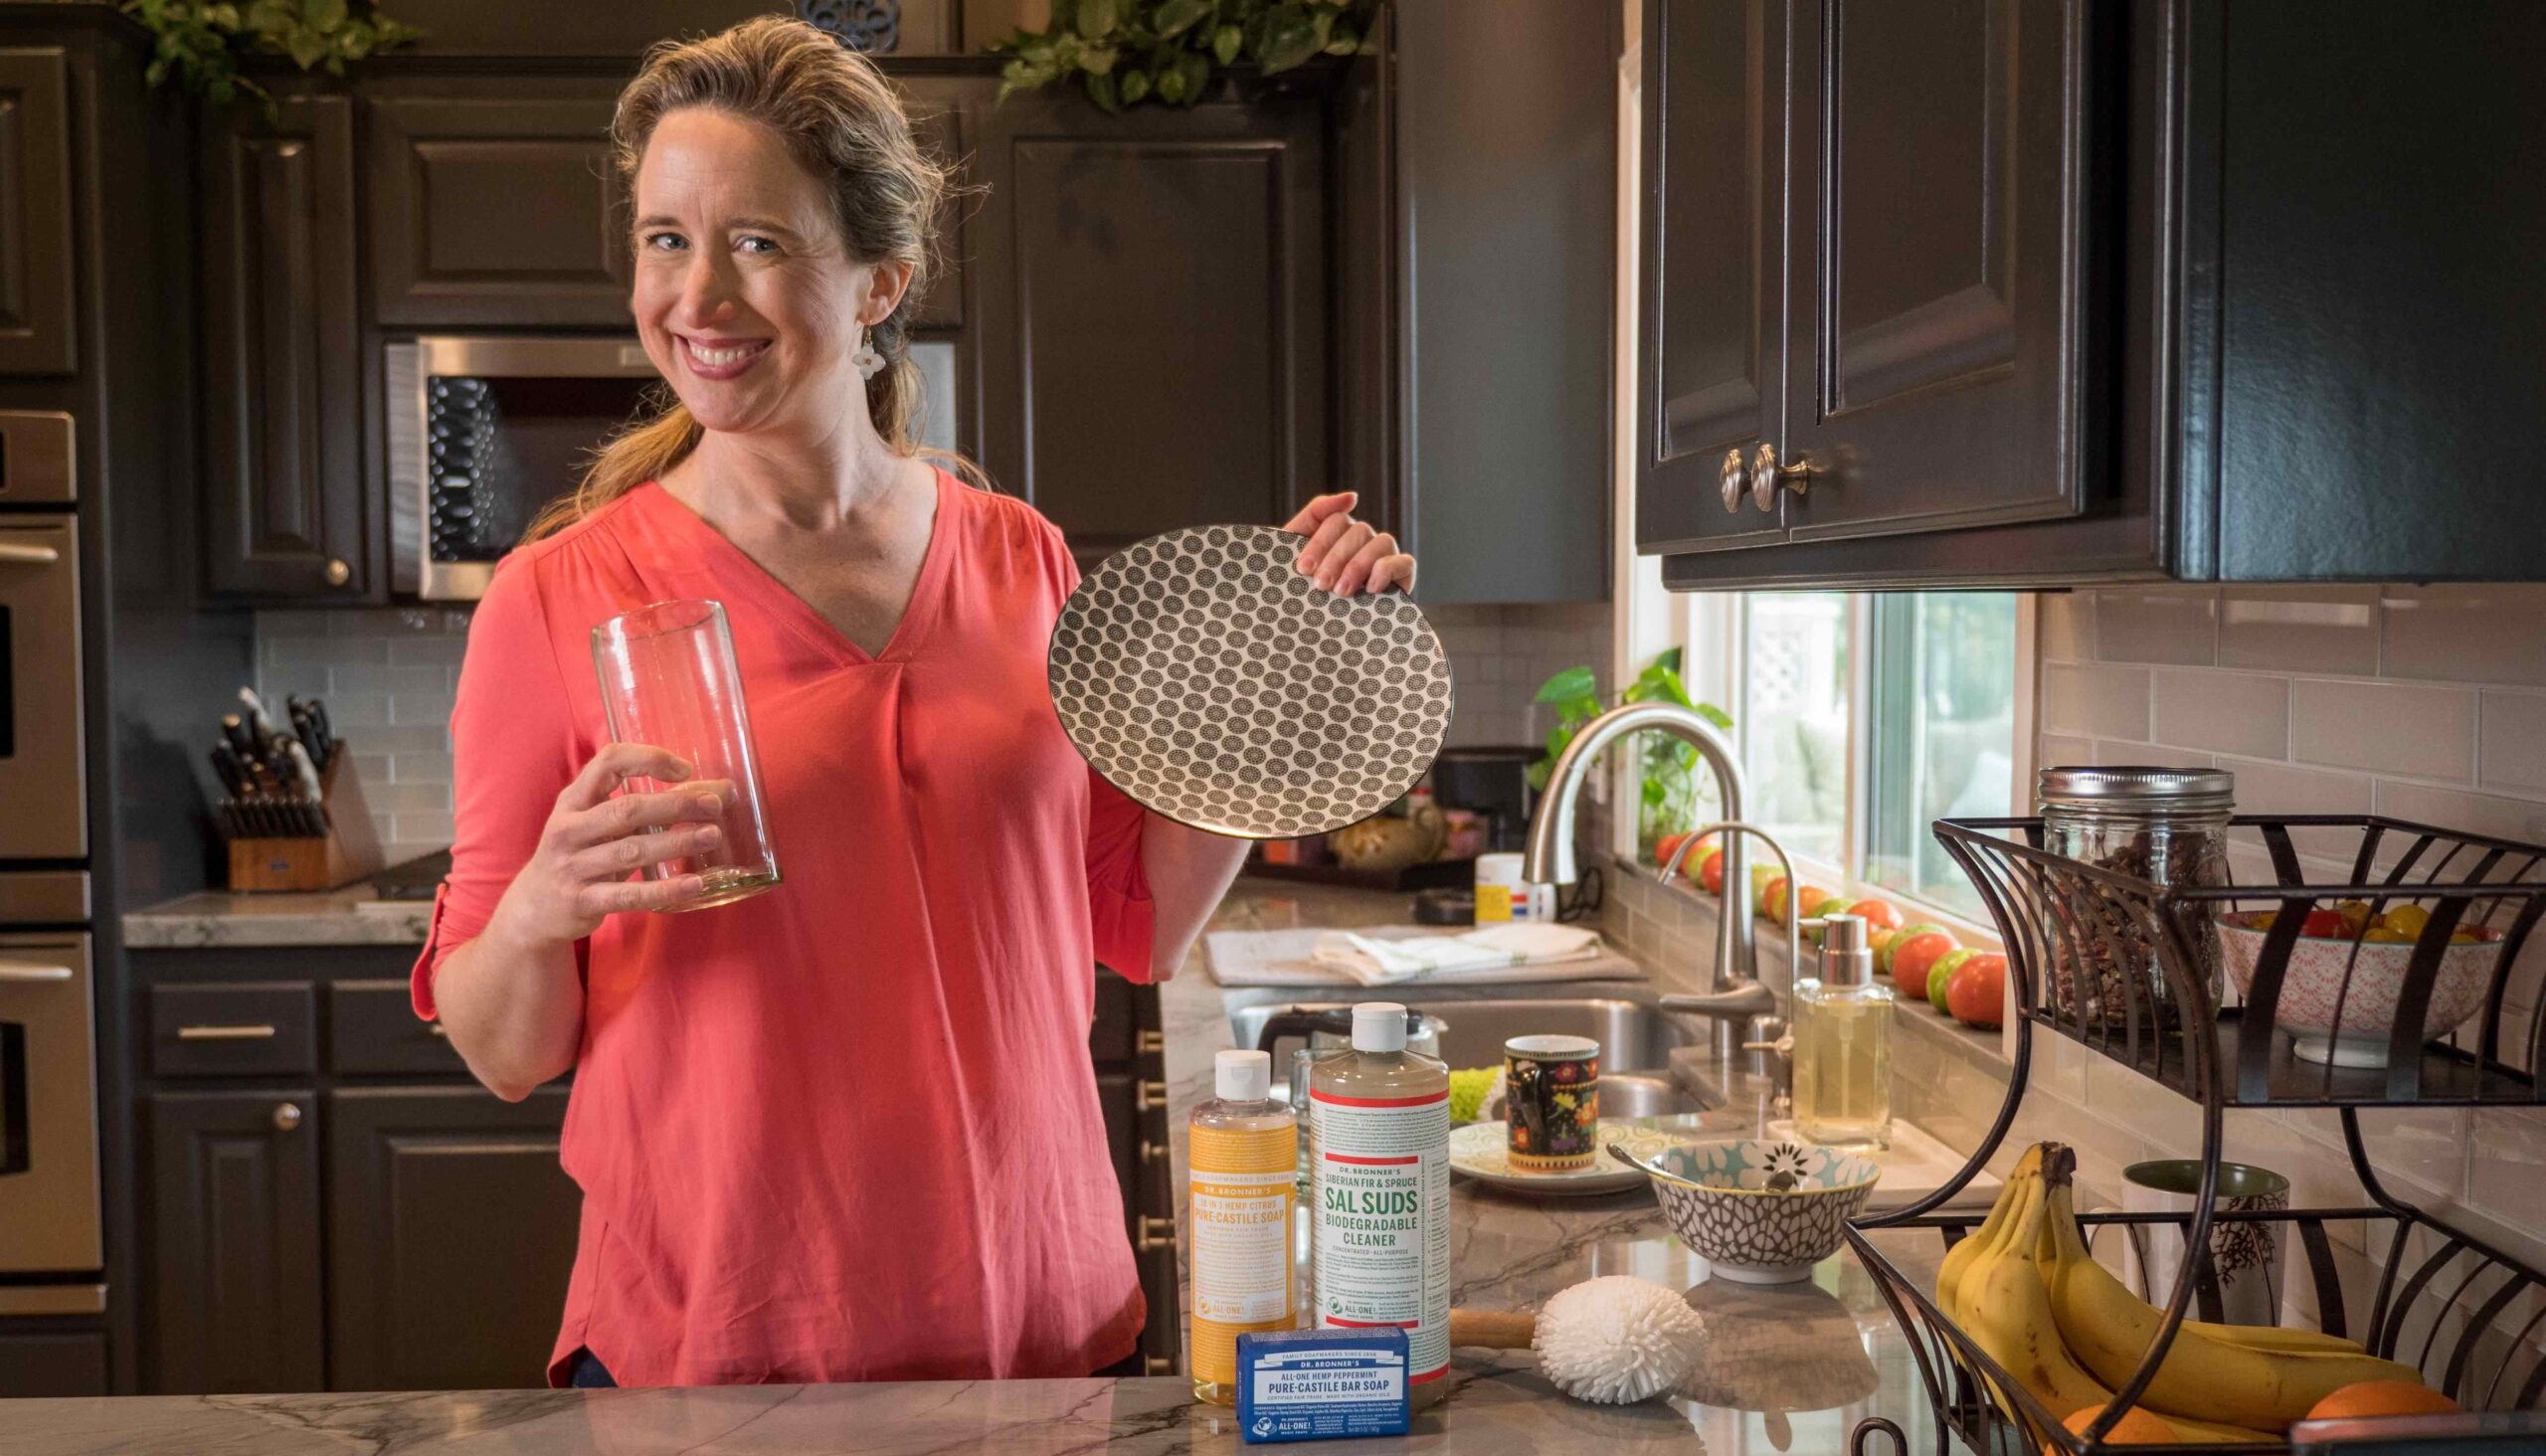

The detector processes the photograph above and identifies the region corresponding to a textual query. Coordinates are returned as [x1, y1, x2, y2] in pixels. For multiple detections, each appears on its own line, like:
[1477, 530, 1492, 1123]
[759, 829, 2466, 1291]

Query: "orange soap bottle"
[1188, 1049, 1298, 1404]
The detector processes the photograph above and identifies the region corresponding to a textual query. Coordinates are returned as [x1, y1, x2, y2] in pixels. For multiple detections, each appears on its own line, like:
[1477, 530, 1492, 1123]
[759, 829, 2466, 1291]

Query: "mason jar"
[2036, 766, 2235, 1030]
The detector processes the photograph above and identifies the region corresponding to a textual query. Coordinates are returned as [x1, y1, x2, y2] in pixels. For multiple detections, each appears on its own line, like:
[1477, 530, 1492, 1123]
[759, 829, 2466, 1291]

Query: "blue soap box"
[1235, 1327, 1412, 1444]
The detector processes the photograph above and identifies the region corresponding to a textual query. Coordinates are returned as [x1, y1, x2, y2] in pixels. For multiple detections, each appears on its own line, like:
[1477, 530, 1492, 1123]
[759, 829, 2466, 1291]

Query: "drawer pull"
[1135, 1214, 1176, 1252]
[176, 1023, 277, 1041]
[0, 959, 74, 983]
[1143, 1356, 1174, 1376]
[1139, 1139, 1172, 1165]
[1134, 1079, 1169, 1113]
[1136, 1029, 1166, 1056]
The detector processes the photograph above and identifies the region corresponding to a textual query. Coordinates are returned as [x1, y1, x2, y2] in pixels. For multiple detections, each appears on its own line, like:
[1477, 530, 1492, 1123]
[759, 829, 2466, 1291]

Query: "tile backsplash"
[253, 598, 1611, 864]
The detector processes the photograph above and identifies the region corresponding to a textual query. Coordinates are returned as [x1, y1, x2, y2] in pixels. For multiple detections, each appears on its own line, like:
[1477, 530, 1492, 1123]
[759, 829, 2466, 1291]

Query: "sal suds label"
[1308, 1087, 1450, 1385]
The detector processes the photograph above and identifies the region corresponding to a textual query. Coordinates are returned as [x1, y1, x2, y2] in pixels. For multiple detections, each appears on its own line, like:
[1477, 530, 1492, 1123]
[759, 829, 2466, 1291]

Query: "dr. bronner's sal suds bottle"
[1189, 1049, 1297, 1405]
[1309, 1001, 1451, 1404]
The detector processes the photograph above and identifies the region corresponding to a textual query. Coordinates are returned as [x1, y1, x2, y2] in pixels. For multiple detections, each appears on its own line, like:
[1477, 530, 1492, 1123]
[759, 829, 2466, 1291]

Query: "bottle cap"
[1352, 1001, 1409, 1053]
[1215, 1049, 1273, 1102]
[1819, 914, 1874, 987]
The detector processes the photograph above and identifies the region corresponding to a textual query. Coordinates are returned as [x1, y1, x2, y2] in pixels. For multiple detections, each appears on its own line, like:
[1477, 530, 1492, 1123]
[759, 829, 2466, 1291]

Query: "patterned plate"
[1448, 1121, 1689, 1197]
[1047, 524, 1454, 839]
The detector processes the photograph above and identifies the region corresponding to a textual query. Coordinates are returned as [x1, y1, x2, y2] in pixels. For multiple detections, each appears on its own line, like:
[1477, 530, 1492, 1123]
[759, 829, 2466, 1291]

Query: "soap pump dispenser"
[1791, 914, 1894, 1150]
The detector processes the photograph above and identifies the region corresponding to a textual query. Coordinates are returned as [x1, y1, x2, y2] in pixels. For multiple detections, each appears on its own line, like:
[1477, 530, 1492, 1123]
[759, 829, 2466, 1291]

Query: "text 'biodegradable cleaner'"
[1308, 1001, 1450, 1402]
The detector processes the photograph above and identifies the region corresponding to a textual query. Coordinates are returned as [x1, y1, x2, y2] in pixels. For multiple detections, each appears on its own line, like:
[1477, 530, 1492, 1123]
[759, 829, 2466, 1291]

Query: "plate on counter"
[1046, 524, 1454, 839]
[1449, 1121, 1687, 1197]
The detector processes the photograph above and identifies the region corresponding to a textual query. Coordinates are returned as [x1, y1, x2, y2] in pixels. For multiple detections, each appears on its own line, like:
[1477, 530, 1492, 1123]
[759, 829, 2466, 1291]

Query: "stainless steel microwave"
[387, 336, 663, 601]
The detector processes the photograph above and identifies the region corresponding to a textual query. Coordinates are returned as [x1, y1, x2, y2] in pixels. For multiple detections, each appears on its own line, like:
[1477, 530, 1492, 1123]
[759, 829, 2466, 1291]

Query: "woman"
[411, 17, 1414, 1388]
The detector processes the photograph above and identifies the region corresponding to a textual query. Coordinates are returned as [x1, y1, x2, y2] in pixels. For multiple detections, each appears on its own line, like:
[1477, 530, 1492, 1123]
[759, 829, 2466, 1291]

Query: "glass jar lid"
[2037, 765, 2235, 813]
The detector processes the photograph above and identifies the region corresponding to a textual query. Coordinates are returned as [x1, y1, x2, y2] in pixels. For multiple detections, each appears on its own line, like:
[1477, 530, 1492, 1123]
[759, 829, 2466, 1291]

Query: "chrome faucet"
[1522, 701, 1772, 1061]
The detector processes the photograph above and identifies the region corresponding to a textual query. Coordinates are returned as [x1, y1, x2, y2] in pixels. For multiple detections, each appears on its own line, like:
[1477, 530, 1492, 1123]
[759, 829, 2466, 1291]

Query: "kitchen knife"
[220, 713, 259, 763]
[240, 686, 280, 746]
[307, 697, 335, 771]
[208, 743, 248, 798]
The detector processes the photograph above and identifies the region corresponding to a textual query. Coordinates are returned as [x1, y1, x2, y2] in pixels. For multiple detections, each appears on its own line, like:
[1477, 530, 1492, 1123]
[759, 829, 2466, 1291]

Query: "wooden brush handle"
[1448, 1308, 1538, 1350]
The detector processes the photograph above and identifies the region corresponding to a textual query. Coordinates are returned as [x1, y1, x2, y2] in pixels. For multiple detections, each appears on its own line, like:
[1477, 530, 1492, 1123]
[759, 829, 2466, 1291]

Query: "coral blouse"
[411, 472, 1158, 1386]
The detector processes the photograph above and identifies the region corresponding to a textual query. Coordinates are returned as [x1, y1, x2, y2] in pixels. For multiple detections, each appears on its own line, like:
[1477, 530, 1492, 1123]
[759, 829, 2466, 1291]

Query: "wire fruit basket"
[1846, 815, 2546, 1456]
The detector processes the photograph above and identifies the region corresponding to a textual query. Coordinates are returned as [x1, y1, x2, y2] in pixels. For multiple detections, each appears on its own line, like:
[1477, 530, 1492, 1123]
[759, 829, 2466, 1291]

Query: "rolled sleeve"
[411, 557, 586, 1020]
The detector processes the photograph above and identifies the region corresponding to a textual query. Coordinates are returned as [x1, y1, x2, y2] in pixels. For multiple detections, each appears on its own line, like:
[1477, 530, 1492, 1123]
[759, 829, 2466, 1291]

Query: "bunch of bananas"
[1934, 1142, 2426, 1443]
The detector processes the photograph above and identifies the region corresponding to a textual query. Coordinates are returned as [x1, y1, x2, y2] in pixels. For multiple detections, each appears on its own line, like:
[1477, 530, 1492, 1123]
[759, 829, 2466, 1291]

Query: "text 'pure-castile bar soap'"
[1308, 1001, 1451, 1404]
[1191, 1049, 1299, 1405]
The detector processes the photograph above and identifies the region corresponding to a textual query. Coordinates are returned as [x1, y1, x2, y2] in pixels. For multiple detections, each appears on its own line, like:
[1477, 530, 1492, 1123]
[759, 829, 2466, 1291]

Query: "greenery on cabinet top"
[124, 0, 418, 111]
[991, 0, 1378, 110]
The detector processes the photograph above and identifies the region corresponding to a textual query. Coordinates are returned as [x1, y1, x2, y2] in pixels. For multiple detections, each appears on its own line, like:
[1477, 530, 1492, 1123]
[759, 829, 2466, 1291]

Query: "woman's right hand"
[487, 742, 730, 951]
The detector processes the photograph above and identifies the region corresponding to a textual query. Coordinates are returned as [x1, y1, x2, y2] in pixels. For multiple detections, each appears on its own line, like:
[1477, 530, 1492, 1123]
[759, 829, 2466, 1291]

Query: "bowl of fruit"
[2215, 902, 2502, 1068]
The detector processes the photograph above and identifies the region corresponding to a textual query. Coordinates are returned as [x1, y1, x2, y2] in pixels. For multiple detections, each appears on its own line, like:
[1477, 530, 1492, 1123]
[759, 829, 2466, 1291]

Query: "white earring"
[850, 328, 886, 383]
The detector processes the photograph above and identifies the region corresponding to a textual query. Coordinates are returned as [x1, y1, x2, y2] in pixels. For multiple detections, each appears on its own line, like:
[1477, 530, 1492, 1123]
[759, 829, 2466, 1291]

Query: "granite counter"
[121, 884, 432, 948]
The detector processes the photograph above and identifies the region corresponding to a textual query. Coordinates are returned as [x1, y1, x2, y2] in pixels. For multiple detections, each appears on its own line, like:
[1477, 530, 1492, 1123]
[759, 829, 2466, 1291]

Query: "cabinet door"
[1634, 0, 1788, 556]
[201, 91, 366, 599]
[1777, 0, 2094, 541]
[0, 48, 75, 375]
[0, 1330, 108, 1396]
[325, 1086, 579, 1391]
[973, 93, 1332, 562]
[147, 1091, 325, 1393]
[366, 91, 627, 327]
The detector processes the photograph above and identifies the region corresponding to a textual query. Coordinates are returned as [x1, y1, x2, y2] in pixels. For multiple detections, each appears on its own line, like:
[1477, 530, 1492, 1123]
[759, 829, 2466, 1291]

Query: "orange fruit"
[2303, 1379, 2458, 1422]
[2053, 1403, 2179, 1451]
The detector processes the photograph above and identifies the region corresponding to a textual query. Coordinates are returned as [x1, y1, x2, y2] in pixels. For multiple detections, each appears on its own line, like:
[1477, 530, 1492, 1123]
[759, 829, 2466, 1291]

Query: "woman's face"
[630, 106, 906, 443]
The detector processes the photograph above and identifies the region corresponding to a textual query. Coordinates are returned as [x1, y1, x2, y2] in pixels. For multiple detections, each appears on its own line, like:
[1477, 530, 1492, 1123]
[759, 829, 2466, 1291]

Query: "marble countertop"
[121, 883, 433, 947]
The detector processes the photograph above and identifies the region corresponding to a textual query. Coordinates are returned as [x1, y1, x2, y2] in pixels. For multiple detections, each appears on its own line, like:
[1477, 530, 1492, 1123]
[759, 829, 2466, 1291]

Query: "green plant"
[123, 0, 420, 111]
[991, 0, 1380, 111]
[1529, 648, 1733, 858]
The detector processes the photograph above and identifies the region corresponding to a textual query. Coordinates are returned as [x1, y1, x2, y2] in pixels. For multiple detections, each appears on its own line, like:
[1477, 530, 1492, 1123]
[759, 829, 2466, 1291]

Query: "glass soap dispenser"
[1793, 913, 1895, 1149]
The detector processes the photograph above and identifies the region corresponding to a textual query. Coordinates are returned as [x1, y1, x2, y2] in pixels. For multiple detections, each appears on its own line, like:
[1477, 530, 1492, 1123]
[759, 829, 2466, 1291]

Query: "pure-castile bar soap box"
[1235, 1327, 1412, 1443]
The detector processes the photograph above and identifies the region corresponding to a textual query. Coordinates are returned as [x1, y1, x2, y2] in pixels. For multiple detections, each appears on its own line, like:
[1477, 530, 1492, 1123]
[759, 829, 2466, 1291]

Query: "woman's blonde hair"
[525, 16, 960, 542]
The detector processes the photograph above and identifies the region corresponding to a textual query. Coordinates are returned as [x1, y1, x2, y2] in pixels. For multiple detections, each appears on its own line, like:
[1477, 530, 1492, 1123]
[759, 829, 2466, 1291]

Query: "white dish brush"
[1448, 1275, 1707, 1404]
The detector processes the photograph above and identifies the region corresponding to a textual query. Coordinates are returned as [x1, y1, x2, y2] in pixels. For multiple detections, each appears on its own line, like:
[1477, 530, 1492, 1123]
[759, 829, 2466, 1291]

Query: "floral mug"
[1504, 1034, 1600, 1173]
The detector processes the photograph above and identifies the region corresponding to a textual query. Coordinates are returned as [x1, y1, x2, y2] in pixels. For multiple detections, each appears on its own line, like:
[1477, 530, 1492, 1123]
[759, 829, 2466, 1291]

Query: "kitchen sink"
[1228, 996, 1712, 1081]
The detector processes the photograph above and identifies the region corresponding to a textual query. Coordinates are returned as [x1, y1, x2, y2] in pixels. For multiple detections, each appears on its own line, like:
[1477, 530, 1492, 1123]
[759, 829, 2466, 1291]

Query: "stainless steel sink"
[1228, 997, 1710, 1079]
[1596, 1073, 1708, 1118]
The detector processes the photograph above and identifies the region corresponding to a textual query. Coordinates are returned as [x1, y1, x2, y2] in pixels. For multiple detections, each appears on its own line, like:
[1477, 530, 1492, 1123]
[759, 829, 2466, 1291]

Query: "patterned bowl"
[2216, 913, 2500, 1068]
[1613, 1138, 1881, 1284]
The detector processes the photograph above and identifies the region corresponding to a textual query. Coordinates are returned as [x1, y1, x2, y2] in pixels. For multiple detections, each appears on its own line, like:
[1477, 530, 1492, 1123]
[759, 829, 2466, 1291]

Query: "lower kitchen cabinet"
[0, 1331, 110, 1396]
[147, 1090, 326, 1393]
[326, 1087, 578, 1391]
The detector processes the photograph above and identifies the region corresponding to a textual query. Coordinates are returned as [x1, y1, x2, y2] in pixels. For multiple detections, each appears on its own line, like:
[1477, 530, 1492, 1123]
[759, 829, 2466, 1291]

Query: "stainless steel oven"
[0, 411, 85, 860]
[387, 336, 664, 601]
[0, 927, 101, 1299]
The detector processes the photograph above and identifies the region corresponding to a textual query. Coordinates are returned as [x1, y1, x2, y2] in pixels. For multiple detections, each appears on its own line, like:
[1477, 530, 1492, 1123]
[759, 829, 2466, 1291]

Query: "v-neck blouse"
[411, 474, 1158, 1387]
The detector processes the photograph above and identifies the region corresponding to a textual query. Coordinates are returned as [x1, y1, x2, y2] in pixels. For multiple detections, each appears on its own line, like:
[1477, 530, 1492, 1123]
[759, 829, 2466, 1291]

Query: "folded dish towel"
[1307, 923, 1608, 987]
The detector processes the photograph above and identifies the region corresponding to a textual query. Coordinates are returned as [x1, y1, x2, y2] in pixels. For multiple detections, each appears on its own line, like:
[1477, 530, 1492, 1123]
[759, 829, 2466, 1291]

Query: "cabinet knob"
[1135, 1078, 1169, 1114]
[1136, 1029, 1166, 1057]
[323, 558, 351, 587]
[1140, 1139, 1173, 1165]
[272, 1102, 303, 1132]
[1720, 449, 1748, 512]
[1143, 1356, 1174, 1376]
[1135, 1214, 1177, 1252]
[1750, 443, 1814, 509]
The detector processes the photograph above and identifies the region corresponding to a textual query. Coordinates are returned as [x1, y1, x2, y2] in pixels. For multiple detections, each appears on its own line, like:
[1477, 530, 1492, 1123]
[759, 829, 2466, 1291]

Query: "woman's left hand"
[1284, 491, 1416, 596]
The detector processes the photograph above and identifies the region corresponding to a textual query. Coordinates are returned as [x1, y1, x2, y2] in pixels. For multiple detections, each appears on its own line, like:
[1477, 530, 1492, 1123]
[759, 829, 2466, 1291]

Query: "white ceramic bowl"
[2216, 912, 2501, 1068]
[1622, 1138, 1880, 1284]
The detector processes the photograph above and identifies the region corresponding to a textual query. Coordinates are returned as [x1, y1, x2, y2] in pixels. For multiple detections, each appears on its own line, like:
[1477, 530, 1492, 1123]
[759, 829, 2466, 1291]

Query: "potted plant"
[1528, 648, 1731, 862]
[989, 0, 1381, 110]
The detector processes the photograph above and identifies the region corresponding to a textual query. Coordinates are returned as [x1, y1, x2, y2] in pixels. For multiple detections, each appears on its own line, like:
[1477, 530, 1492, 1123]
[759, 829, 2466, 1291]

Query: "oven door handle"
[0, 541, 62, 566]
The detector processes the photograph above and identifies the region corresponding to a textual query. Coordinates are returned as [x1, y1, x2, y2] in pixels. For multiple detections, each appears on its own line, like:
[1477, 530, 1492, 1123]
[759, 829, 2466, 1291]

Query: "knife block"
[226, 754, 387, 892]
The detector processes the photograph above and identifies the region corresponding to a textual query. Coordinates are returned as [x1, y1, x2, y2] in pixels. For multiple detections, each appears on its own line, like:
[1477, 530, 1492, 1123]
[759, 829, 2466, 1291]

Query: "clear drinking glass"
[591, 599, 780, 911]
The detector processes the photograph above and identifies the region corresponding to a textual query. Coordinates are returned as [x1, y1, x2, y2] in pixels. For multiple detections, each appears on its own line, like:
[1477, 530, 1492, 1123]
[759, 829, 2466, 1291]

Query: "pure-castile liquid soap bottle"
[1190, 1049, 1297, 1405]
[1310, 1002, 1451, 1405]
[1793, 913, 1895, 1149]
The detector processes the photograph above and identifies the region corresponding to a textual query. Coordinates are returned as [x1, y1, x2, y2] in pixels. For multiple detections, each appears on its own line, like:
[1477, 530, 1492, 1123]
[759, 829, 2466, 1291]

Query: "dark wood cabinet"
[0, 1331, 109, 1396]
[146, 1091, 326, 1393]
[972, 89, 1332, 562]
[1645, 0, 2546, 587]
[0, 46, 76, 375]
[200, 90, 367, 600]
[364, 87, 629, 327]
[325, 1086, 579, 1391]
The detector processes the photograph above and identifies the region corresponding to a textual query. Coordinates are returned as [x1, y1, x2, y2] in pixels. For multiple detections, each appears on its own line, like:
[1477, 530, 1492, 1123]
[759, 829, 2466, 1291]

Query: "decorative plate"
[1448, 1121, 1688, 1197]
[1047, 524, 1454, 839]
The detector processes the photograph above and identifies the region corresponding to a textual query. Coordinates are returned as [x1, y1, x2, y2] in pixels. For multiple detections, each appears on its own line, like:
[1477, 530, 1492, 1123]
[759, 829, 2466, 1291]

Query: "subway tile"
[2087, 740, 2215, 770]
[2038, 733, 2094, 772]
[348, 724, 451, 755]
[387, 635, 469, 666]
[348, 754, 393, 788]
[321, 693, 391, 729]
[255, 665, 332, 703]
[262, 635, 390, 668]
[2094, 590, 2217, 666]
[389, 693, 457, 727]
[2280, 1107, 2468, 1202]
[251, 609, 329, 637]
[2467, 1109, 2546, 1240]
[2152, 669, 2287, 759]
[2217, 587, 2381, 676]
[391, 752, 455, 785]
[2373, 781, 2546, 844]
[2290, 679, 2476, 780]
[2038, 592, 2095, 663]
[367, 781, 455, 814]
[2381, 586, 2546, 688]
[331, 664, 457, 698]
[2479, 692, 2546, 794]
[2042, 663, 2151, 740]
[2215, 759, 2373, 817]
[391, 811, 455, 844]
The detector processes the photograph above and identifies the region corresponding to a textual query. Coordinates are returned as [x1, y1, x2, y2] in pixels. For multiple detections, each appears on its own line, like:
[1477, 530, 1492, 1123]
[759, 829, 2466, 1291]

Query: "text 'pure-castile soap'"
[1309, 1001, 1451, 1404]
[1190, 1049, 1299, 1405]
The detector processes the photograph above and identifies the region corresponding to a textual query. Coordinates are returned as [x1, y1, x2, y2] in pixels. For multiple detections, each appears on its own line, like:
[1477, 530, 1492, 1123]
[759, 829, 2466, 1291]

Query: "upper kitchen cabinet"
[364, 81, 629, 328]
[0, 47, 76, 375]
[201, 89, 369, 600]
[1391, 0, 1614, 603]
[1643, 1, 2546, 588]
[969, 87, 1332, 562]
